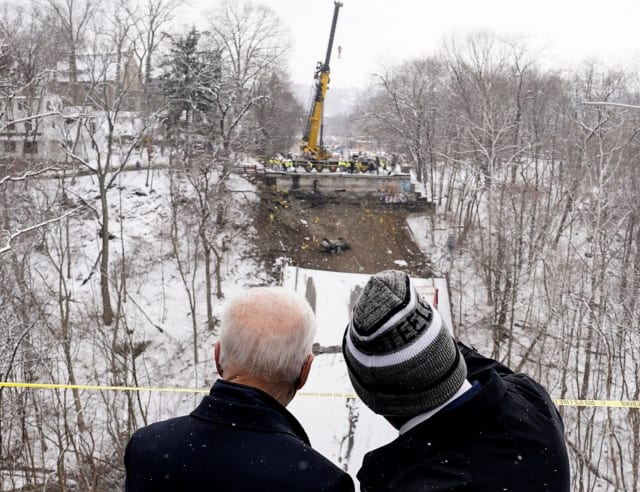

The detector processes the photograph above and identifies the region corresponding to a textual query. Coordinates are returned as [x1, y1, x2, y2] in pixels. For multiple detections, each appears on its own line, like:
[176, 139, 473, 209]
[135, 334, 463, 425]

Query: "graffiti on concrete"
[383, 184, 409, 203]
[400, 180, 412, 193]
[384, 193, 408, 203]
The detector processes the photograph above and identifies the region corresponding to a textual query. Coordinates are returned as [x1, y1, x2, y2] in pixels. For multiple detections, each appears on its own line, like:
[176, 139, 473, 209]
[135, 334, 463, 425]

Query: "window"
[23, 141, 38, 154]
[4, 141, 17, 152]
[25, 120, 33, 134]
[17, 101, 28, 111]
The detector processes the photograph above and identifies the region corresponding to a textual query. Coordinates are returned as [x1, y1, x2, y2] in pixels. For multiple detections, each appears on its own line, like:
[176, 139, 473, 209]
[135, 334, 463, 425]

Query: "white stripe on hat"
[345, 305, 443, 368]
[351, 282, 418, 342]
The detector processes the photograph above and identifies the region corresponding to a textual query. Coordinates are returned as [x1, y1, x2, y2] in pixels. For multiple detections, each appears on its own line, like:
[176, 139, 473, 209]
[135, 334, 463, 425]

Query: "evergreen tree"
[160, 27, 220, 139]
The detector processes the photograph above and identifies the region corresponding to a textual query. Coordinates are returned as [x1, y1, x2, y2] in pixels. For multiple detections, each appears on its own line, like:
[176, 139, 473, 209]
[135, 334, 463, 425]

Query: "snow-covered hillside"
[54, 169, 449, 483]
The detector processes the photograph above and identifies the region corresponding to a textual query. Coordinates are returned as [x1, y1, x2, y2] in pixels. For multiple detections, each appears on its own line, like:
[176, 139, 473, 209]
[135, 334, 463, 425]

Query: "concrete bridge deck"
[264, 170, 417, 203]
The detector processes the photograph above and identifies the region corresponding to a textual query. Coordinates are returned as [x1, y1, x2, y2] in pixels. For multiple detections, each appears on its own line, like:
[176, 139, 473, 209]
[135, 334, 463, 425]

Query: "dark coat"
[125, 380, 354, 492]
[356, 343, 571, 492]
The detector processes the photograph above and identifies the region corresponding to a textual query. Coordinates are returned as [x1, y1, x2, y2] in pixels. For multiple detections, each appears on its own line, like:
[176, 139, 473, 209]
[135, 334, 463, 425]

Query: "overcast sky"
[184, 0, 640, 90]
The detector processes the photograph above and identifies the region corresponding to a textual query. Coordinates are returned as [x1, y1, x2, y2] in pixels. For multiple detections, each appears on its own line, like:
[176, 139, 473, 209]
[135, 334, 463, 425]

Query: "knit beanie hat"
[342, 270, 467, 417]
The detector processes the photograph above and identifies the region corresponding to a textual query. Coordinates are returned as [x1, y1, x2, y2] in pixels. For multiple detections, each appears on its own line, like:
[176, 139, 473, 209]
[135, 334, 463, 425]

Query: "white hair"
[219, 287, 317, 384]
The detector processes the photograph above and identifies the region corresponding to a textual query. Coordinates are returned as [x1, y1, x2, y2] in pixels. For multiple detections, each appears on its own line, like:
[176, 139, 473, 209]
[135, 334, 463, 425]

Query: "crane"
[300, 1, 343, 162]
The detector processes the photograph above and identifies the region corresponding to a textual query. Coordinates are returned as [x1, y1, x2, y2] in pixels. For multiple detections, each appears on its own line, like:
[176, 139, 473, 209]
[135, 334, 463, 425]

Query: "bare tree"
[354, 33, 640, 489]
[42, 0, 100, 104]
[361, 57, 445, 192]
[0, 2, 60, 93]
[123, 0, 183, 110]
[59, 7, 161, 325]
[203, 0, 288, 153]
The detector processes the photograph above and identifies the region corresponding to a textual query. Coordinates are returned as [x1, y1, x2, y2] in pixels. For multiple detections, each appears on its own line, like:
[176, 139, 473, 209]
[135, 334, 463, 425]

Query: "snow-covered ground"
[63, 169, 461, 482]
[1, 167, 559, 487]
[75, 169, 454, 482]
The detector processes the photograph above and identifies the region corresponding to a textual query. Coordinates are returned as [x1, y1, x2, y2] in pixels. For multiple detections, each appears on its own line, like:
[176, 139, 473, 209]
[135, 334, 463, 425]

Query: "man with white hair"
[125, 286, 354, 491]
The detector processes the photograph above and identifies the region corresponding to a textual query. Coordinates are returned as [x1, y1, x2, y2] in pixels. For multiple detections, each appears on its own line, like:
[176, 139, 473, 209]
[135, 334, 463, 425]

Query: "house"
[50, 50, 145, 111]
[1, 50, 169, 169]
[0, 94, 66, 162]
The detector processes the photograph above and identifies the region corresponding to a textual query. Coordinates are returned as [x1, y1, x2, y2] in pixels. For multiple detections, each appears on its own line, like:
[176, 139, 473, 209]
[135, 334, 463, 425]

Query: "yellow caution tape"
[554, 399, 640, 408]
[0, 381, 208, 394]
[1, 381, 639, 408]
[299, 391, 358, 399]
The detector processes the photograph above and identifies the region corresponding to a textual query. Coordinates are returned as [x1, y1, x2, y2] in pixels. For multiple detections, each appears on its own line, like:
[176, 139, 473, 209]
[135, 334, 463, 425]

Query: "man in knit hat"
[343, 270, 570, 491]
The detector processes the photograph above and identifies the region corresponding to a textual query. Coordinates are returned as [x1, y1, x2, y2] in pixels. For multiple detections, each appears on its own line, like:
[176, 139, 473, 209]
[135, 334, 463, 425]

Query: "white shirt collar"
[399, 379, 473, 435]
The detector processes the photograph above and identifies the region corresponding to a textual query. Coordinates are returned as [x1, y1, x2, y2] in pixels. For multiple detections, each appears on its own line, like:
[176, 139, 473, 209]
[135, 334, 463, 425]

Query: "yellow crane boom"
[301, 1, 343, 161]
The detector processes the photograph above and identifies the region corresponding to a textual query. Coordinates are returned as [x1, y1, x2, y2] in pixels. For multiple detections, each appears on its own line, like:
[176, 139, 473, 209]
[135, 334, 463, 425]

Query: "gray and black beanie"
[342, 270, 467, 417]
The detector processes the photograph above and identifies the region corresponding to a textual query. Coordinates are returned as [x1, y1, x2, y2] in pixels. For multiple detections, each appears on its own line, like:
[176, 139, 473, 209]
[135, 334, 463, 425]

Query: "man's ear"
[296, 354, 314, 390]
[214, 341, 223, 377]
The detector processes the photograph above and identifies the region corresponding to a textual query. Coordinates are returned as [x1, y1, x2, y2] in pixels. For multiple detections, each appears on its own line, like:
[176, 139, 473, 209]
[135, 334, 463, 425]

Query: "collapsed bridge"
[264, 170, 421, 203]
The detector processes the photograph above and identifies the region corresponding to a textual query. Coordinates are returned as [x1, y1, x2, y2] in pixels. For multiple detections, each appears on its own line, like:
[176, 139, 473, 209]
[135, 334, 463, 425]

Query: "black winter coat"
[356, 343, 570, 492]
[125, 380, 354, 492]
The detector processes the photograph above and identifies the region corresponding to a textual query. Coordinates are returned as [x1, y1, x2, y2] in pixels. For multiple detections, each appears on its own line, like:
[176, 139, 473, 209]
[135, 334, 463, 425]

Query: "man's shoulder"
[126, 414, 192, 449]
[357, 436, 469, 492]
[457, 343, 560, 418]
[501, 372, 562, 421]
[288, 447, 354, 492]
[134, 413, 191, 433]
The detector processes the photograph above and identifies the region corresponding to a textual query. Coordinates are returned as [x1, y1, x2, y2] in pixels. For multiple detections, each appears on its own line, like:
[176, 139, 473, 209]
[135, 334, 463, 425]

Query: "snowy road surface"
[284, 266, 452, 477]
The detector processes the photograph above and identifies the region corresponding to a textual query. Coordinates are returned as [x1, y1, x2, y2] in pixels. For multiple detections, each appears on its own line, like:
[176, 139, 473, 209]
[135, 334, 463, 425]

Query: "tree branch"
[0, 207, 83, 256]
[581, 101, 640, 110]
[0, 167, 67, 186]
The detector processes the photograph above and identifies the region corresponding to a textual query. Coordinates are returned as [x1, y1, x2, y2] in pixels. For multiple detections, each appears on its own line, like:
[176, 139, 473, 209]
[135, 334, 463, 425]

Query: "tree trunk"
[204, 244, 215, 331]
[99, 181, 113, 325]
